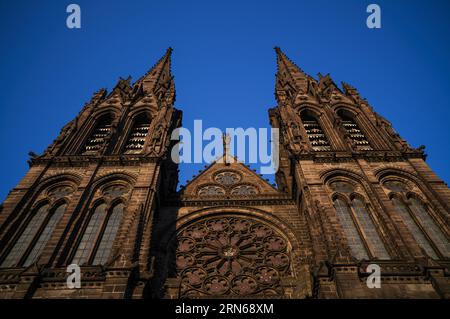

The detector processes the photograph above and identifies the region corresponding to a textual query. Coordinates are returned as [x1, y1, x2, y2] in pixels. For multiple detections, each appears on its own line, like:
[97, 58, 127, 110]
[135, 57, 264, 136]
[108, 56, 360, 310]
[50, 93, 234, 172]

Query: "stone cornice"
[293, 150, 426, 163]
[29, 154, 163, 167]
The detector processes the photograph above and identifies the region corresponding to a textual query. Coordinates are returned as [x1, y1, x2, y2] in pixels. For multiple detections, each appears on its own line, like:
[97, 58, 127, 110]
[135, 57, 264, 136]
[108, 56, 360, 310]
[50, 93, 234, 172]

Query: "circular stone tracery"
[230, 185, 258, 196]
[214, 171, 241, 186]
[175, 216, 291, 297]
[198, 185, 226, 197]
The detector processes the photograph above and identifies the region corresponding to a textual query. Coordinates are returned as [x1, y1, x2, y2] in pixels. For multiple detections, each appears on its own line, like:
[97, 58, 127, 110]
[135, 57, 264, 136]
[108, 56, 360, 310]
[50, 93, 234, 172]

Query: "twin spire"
[106, 47, 356, 106]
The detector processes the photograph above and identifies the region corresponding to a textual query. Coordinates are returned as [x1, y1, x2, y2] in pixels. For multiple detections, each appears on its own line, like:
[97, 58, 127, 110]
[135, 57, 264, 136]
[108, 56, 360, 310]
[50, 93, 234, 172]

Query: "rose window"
[215, 171, 241, 186]
[198, 186, 226, 197]
[230, 185, 258, 196]
[175, 216, 291, 297]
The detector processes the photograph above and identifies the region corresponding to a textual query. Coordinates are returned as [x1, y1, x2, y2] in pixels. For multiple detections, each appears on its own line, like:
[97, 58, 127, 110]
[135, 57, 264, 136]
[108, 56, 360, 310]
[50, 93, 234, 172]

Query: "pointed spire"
[136, 48, 174, 94]
[274, 47, 309, 97]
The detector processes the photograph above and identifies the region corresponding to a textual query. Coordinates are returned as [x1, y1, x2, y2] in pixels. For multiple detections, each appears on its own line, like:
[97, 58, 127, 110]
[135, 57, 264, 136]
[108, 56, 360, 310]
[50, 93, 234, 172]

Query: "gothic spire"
[135, 48, 174, 95]
[274, 47, 309, 97]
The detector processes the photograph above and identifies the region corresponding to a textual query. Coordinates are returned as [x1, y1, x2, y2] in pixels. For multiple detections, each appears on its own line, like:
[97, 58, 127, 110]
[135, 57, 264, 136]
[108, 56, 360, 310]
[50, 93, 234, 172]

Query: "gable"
[180, 157, 280, 199]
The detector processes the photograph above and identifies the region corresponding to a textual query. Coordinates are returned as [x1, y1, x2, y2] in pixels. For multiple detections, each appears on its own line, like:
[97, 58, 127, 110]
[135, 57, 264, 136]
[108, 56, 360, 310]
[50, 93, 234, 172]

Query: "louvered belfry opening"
[300, 111, 331, 151]
[338, 110, 373, 151]
[124, 113, 150, 154]
[82, 114, 114, 154]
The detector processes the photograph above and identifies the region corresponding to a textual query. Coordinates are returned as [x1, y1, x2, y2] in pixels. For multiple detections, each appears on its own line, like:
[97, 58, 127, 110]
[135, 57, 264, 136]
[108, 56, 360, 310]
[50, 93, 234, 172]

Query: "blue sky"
[0, 0, 449, 201]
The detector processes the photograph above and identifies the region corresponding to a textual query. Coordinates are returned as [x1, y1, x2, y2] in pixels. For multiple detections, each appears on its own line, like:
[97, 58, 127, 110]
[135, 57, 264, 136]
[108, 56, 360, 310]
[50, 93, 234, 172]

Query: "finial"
[222, 133, 231, 165]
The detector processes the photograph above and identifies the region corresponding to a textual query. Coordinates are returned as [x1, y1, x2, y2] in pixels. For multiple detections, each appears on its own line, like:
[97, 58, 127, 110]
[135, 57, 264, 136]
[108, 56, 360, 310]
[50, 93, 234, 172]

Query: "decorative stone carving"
[214, 171, 241, 186]
[230, 185, 258, 196]
[198, 185, 226, 197]
[175, 216, 291, 297]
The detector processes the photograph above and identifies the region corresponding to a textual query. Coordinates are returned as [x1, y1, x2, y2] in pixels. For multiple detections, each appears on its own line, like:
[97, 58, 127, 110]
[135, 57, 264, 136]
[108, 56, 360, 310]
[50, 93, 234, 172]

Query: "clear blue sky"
[1, 0, 449, 201]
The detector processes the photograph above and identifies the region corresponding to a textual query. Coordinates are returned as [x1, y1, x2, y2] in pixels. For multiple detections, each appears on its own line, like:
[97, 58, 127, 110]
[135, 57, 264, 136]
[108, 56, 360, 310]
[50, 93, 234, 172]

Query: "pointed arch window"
[82, 114, 114, 154]
[338, 111, 372, 151]
[1, 203, 67, 268]
[391, 197, 438, 259]
[72, 202, 124, 266]
[333, 198, 369, 260]
[391, 196, 449, 258]
[408, 198, 450, 257]
[124, 113, 151, 154]
[24, 203, 67, 267]
[383, 178, 449, 258]
[72, 203, 107, 265]
[300, 112, 331, 151]
[331, 181, 390, 260]
[351, 198, 390, 259]
[92, 203, 124, 265]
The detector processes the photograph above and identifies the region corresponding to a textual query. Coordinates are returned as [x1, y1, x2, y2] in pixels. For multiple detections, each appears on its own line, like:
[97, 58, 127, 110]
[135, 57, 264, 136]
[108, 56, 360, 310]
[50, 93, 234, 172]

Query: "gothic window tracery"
[351, 198, 390, 259]
[300, 112, 331, 151]
[124, 113, 151, 154]
[214, 171, 241, 186]
[175, 216, 291, 297]
[92, 203, 124, 265]
[1, 202, 67, 268]
[24, 203, 67, 266]
[72, 184, 128, 265]
[337, 111, 372, 151]
[384, 181, 408, 193]
[47, 185, 74, 200]
[72, 203, 107, 265]
[330, 181, 389, 260]
[391, 197, 438, 259]
[230, 185, 258, 196]
[330, 181, 355, 193]
[198, 186, 226, 197]
[82, 114, 114, 154]
[102, 184, 129, 198]
[385, 180, 449, 258]
[333, 198, 369, 260]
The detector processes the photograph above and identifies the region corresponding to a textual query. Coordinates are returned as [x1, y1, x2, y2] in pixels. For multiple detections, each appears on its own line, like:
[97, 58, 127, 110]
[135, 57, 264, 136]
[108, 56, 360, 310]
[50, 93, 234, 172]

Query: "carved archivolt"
[174, 215, 292, 297]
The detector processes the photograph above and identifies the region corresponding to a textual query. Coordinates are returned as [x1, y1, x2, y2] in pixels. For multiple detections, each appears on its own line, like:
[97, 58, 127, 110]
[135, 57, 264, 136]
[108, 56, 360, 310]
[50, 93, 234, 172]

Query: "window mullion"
[87, 205, 111, 265]
[347, 201, 374, 259]
[404, 198, 444, 259]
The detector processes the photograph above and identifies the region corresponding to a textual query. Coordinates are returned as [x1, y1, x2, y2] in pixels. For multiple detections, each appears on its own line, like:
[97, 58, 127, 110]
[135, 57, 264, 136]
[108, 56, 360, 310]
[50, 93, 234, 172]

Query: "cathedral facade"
[0, 48, 449, 299]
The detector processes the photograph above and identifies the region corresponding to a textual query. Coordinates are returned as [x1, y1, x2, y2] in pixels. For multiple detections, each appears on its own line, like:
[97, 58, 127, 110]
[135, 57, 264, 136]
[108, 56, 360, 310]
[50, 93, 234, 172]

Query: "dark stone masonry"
[0, 48, 448, 299]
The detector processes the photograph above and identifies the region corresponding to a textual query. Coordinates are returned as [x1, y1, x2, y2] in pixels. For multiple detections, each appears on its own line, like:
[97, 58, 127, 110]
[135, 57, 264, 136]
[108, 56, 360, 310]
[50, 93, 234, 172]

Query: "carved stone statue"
[151, 124, 164, 149]
[290, 122, 302, 143]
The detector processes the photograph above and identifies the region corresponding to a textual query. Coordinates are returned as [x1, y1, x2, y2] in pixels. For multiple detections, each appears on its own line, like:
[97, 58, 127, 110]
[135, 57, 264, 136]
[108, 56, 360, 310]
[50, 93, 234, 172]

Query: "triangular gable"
[181, 155, 280, 198]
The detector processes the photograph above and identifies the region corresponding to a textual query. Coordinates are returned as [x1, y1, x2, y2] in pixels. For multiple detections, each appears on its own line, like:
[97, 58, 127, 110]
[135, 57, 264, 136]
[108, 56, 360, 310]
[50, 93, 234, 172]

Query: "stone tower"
[0, 49, 182, 298]
[0, 48, 449, 299]
[267, 47, 450, 298]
